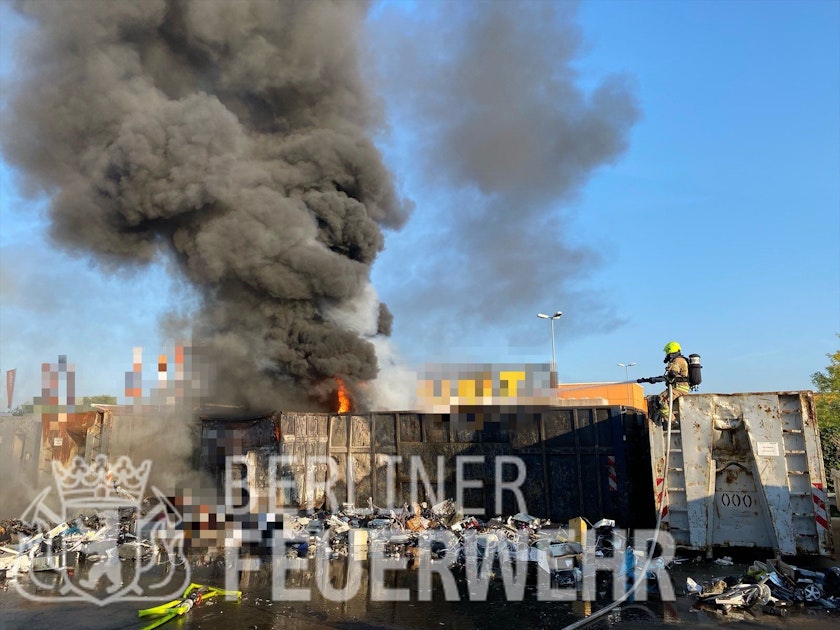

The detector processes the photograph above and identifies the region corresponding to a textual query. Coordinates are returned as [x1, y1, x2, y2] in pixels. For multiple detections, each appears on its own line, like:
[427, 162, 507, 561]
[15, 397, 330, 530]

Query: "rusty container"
[648, 391, 833, 556]
[233, 406, 655, 528]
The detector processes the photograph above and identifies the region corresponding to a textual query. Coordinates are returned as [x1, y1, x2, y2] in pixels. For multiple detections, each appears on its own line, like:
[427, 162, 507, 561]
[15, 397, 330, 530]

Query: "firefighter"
[658, 341, 689, 420]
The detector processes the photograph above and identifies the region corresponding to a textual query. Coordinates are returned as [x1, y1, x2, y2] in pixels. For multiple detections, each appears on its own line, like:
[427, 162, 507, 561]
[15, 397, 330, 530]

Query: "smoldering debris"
[686, 559, 840, 617]
[6, 498, 839, 625]
[0, 504, 183, 583]
[2, 499, 660, 604]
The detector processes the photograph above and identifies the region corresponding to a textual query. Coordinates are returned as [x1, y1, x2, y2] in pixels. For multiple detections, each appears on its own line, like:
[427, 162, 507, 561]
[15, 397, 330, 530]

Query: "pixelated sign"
[417, 363, 557, 412]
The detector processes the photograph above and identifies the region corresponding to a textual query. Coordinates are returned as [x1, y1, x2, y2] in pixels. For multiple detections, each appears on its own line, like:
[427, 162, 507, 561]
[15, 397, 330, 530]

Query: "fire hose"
[138, 582, 242, 629]
[561, 381, 676, 630]
[637, 375, 688, 385]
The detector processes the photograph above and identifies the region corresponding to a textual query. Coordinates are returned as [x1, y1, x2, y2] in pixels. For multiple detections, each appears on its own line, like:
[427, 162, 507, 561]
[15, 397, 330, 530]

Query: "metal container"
[256, 406, 655, 528]
[648, 391, 833, 556]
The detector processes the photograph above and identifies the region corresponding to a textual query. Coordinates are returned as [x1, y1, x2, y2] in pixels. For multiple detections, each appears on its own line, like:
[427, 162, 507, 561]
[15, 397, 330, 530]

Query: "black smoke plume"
[368, 1, 640, 351]
[1, 0, 410, 409]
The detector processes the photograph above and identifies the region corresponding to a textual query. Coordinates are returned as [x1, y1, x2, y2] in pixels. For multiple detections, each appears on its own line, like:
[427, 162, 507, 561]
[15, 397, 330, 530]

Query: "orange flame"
[336, 378, 352, 413]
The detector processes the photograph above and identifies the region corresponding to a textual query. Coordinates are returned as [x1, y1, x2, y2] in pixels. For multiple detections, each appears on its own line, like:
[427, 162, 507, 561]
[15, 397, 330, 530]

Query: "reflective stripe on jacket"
[667, 355, 690, 394]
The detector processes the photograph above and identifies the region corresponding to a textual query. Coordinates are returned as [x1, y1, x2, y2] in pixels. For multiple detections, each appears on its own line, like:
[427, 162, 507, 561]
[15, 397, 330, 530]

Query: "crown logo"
[52, 454, 151, 510]
[17, 454, 191, 606]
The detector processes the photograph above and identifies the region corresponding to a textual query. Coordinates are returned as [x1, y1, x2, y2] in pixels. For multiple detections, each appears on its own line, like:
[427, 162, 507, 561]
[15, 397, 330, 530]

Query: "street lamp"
[617, 362, 637, 407]
[537, 311, 563, 384]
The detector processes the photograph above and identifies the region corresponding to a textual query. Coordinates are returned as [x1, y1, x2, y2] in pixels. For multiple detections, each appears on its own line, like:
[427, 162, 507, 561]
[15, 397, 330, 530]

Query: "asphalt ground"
[1, 518, 839, 630]
[1, 554, 839, 630]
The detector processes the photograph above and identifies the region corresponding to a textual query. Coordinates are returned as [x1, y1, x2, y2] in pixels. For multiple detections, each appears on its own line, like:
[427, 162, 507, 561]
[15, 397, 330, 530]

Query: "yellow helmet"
[663, 341, 681, 355]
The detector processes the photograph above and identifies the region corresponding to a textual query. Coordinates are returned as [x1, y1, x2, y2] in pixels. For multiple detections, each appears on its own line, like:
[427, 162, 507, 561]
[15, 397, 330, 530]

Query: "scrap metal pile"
[281, 499, 578, 569]
[687, 558, 840, 617]
[1, 496, 671, 602]
[0, 508, 160, 581]
[268, 499, 669, 599]
[280, 499, 573, 563]
[10, 494, 840, 624]
[0, 519, 39, 547]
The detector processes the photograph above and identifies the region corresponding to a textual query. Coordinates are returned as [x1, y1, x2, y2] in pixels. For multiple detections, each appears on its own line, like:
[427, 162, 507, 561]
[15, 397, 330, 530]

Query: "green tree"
[82, 395, 117, 407]
[812, 336, 840, 497]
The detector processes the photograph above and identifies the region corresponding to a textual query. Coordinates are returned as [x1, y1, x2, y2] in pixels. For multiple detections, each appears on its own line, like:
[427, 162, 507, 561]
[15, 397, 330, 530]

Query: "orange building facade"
[417, 363, 649, 413]
[555, 381, 647, 410]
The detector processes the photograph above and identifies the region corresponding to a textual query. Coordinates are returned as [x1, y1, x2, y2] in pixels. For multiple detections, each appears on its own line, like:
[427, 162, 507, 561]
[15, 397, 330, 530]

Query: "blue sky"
[1, 0, 838, 407]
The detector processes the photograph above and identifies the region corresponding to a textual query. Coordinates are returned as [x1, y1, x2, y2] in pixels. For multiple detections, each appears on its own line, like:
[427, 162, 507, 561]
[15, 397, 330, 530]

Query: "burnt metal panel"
[547, 454, 586, 520]
[423, 415, 449, 443]
[203, 405, 652, 528]
[372, 414, 397, 454]
[544, 409, 576, 448]
[398, 414, 422, 443]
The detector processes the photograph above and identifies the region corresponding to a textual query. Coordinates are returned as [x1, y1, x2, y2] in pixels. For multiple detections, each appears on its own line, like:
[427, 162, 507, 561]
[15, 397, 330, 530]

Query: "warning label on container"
[756, 441, 779, 457]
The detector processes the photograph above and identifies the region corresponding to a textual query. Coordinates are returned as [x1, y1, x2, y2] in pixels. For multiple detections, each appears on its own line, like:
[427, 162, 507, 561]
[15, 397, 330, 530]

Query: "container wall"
[211, 406, 656, 528]
[648, 391, 833, 557]
[0, 413, 41, 512]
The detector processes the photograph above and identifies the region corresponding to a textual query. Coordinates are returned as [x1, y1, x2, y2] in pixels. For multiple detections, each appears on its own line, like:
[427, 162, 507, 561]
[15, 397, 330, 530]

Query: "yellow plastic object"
[138, 583, 242, 629]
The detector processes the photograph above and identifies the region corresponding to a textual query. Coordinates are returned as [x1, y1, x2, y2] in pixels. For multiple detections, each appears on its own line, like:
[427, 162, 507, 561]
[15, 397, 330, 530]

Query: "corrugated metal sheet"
[37, 410, 99, 473]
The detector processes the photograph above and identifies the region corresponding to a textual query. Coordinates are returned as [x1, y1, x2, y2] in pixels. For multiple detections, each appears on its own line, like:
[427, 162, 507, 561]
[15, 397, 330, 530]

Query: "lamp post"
[537, 311, 563, 386]
[617, 362, 637, 407]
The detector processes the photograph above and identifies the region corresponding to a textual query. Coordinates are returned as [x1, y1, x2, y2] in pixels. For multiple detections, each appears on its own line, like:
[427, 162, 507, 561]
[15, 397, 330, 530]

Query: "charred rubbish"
[686, 557, 840, 619]
[2, 497, 673, 607]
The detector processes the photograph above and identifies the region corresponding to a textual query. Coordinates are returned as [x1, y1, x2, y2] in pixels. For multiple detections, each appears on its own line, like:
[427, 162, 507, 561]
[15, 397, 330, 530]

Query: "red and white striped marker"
[655, 475, 669, 519]
[812, 483, 829, 531]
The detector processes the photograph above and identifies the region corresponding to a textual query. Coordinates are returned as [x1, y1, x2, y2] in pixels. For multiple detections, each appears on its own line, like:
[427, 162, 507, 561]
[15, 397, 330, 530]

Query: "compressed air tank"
[688, 354, 702, 388]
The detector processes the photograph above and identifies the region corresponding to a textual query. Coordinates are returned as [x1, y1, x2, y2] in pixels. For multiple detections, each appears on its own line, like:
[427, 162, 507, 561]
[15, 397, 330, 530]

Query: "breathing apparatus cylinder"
[688, 354, 702, 388]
